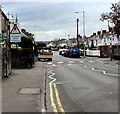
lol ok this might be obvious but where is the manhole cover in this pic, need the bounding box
[19,88,40,95]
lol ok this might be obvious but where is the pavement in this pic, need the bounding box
[2,61,45,113]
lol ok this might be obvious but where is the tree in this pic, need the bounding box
[100,3,120,37]
[36,42,46,48]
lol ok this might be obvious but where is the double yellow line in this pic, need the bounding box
[49,83,65,113]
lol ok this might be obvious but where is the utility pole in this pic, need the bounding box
[83,11,86,58]
[75,11,86,57]
[76,18,79,45]
[15,14,18,24]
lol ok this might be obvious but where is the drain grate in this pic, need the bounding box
[19,88,40,95]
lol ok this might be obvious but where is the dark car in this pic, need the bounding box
[69,48,81,58]
[63,49,70,57]
[59,49,68,55]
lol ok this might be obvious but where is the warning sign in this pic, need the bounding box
[10,34,21,42]
[10,24,21,42]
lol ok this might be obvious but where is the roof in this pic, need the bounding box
[0,9,9,21]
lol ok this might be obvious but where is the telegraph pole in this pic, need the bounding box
[76,18,79,45]
[75,11,86,57]
[83,11,86,58]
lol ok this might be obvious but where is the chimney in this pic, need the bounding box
[93,33,96,36]
[102,30,106,34]
[21,29,26,33]
[97,31,101,35]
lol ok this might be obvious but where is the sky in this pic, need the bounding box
[1,0,120,41]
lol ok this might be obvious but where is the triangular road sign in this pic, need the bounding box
[10,24,21,34]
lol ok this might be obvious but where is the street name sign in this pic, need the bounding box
[10,24,21,43]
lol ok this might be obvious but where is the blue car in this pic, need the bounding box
[69,48,81,58]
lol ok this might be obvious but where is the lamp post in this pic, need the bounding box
[33,26,40,42]
[75,11,86,57]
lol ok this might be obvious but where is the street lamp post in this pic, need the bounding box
[75,11,86,57]
[34,26,40,43]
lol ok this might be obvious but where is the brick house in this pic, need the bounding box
[0,8,11,77]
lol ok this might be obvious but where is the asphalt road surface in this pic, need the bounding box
[45,51,118,113]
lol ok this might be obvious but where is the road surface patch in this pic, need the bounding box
[19,88,40,95]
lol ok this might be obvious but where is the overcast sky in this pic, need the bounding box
[1,0,120,41]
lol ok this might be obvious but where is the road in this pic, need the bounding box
[45,51,118,113]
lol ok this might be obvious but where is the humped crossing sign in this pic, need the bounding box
[10,24,21,42]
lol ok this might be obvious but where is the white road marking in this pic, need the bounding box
[52,64,56,67]
[48,70,53,73]
[79,61,83,63]
[83,65,119,77]
[48,69,56,84]
[58,62,63,64]
[109,92,112,95]
[92,68,94,70]
[47,62,53,65]
[106,73,120,77]
[68,64,72,66]
[103,71,106,74]
[41,108,45,113]
[68,61,74,64]
[99,61,103,63]
[94,69,104,72]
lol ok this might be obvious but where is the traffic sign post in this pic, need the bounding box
[10,24,21,43]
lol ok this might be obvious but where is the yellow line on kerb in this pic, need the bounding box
[54,84,65,113]
[49,83,58,113]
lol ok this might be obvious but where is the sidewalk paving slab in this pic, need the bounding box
[2,62,45,112]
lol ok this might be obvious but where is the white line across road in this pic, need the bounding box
[58,62,63,64]
[79,61,83,63]
[47,62,53,65]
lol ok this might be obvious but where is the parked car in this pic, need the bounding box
[69,48,81,58]
[59,49,67,55]
[63,49,70,57]
[38,48,53,61]
[51,48,59,51]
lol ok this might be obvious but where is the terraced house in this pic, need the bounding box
[0,7,11,77]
